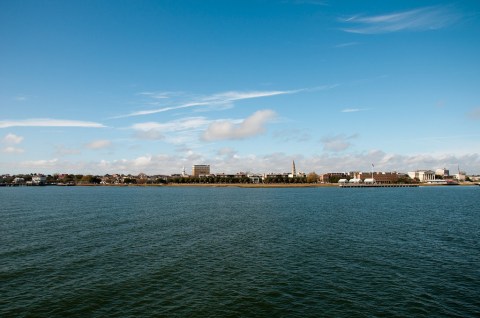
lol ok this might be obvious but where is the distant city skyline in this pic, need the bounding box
[1,1,479,174]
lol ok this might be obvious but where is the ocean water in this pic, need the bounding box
[1,186,479,317]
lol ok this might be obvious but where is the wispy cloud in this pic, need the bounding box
[467,107,480,120]
[0,119,106,128]
[85,140,113,150]
[284,0,328,5]
[202,109,277,141]
[341,108,369,113]
[54,145,81,156]
[334,42,359,48]
[137,92,172,99]
[14,96,28,101]
[2,133,24,144]
[340,5,461,34]
[320,134,358,152]
[1,133,25,154]
[115,89,300,119]
[273,128,311,143]
[2,146,25,154]
[131,117,212,143]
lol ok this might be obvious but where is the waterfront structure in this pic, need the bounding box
[454,171,466,182]
[192,165,210,177]
[353,172,400,184]
[13,177,25,185]
[320,172,347,183]
[435,168,449,178]
[408,170,435,182]
[32,175,46,185]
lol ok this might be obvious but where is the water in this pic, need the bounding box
[1,186,479,317]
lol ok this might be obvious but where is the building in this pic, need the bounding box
[289,160,297,178]
[13,177,25,185]
[408,170,435,182]
[32,175,47,185]
[352,172,400,184]
[435,168,449,178]
[192,165,210,177]
[320,172,347,183]
[454,171,466,182]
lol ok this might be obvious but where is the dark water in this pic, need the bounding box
[1,186,479,317]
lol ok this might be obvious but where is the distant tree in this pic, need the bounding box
[328,175,344,183]
[306,172,318,183]
[123,178,136,184]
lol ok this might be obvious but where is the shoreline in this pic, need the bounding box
[3,182,477,188]
[30,183,479,188]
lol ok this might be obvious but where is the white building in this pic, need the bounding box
[454,172,466,182]
[435,168,449,177]
[32,175,47,185]
[364,178,376,184]
[13,177,25,185]
[408,170,435,182]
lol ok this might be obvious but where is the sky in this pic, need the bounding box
[1,0,480,175]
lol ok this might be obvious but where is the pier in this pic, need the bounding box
[339,184,419,188]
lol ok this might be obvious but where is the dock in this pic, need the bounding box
[339,184,419,188]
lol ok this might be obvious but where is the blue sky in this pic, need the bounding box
[1,0,480,175]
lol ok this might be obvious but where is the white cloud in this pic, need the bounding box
[6,150,480,175]
[334,42,359,48]
[132,117,211,133]
[117,89,297,118]
[2,133,24,145]
[207,90,294,101]
[0,118,106,128]
[321,134,358,152]
[131,117,212,142]
[2,146,24,154]
[2,133,25,154]
[340,5,460,34]
[86,140,112,150]
[341,108,364,113]
[202,109,277,141]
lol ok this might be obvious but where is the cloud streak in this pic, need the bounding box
[340,5,460,34]
[2,146,25,154]
[0,119,106,128]
[341,108,369,113]
[116,89,299,119]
